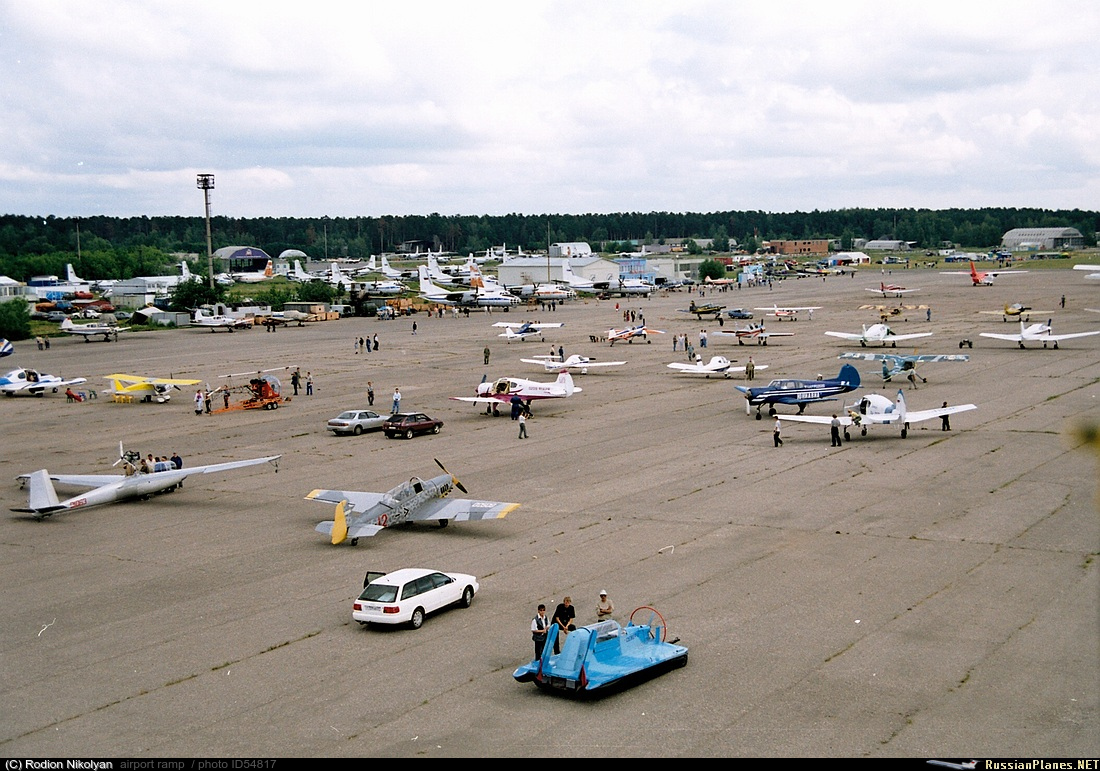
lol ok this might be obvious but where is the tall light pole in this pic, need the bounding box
[197,173,215,289]
[322,215,331,262]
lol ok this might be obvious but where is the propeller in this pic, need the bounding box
[434,459,468,494]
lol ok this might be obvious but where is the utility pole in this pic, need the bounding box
[197,173,215,289]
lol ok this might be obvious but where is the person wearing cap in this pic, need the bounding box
[596,591,614,623]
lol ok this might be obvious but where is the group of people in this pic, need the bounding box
[290,368,314,396]
[133,452,182,475]
[353,334,380,355]
[530,592,615,659]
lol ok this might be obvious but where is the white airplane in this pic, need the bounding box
[231,259,275,284]
[979,319,1100,349]
[867,281,920,297]
[13,443,281,519]
[307,460,518,546]
[520,354,626,374]
[191,308,254,332]
[824,323,934,348]
[559,262,596,292]
[380,255,416,280]
[417,266,520,308]
[355,277,406,296]
[1,368,87,396]
[941,261,1027,286]
[66,263,116,293]
[103,373,204,403]
[606,325,665,345]
[755,303,822,321]
[493,321,564,342]
[287,260,318,283]
[59,317,130,342]
[666,355,768,379]
[450,371,580,413]
[713,322,794,346]
[507,282,578,302]
[1073,264,1100,279]
[608,276,655,296]
[783,390,977,440]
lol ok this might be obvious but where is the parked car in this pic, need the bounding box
[726,308,754,319]
[353,568,479,629]
[327,409,387,436]
[383,412,443,439]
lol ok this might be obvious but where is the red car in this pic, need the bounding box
[383,412,443,439]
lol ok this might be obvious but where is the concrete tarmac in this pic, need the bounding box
[0,267,1096,758]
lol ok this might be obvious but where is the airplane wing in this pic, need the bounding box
[978,332,1024,342]
[105,374,203,386]
[885,331,934,342]
[183,456,282,478]
[305,489,387,511]
[573,360,625,368]
[449,396,503,404]
[666,363,711,373]
[782,414,853,427]
[903,404,977,424]
[407,497,520,522]
[34,473,128,487]
[824,331,865,341]
[1041,330,1100,342]
[314,520,385,539]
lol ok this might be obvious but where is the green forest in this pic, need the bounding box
[0,207,1095,282]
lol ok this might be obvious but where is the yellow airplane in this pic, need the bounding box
[103,373,203,403]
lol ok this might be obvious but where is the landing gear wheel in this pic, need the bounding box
[767,406,776,417]
[438,519,449,528]
[629,606,667,642]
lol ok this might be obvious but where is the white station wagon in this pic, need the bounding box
[353,568,479,629]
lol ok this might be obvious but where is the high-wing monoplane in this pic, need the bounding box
[191,308,254,332]
[678,301,726,320]
[867,281,920,297]
[979,319,1100,349]
[450,371,580,413]
[307,459,519,545]
[941,261,1027,286]
[13,443,281,519]
[782,390,977,440]
[606,325,665,345]
[60,317,130,342]
[838,352,969,386]
[493,321,564,342]
[713,322,794,346]
[667,355,767,379]
[520,354,626,374]
[824,323,933,348]
[103,374,204,403]
[755,303,822,321]
[0,368,87,396]
[417,266,520,308]
[735,363,861,419]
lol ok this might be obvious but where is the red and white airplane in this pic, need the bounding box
[450,371,580,414]
[755,303,821,321]
[942,261,1027,286]
[866,281,919,297]
[606,324,666,345]
[713,322,794,346]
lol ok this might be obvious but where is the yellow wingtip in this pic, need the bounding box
[499,503,520,519]
[305,489,323,500]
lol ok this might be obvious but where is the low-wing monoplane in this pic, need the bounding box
[713,322,794,346]
[307,459,519,545]
[493,321,564,342]
[735,363,861,419]
[977,303,1055,322]
[60,317,130,342]
[13,443,281,519]
[0,368,87,396]
[520,354,626,374]
[978,319,1100,349]
[942,261,1027,286]
[451,371,580,413]
[838,352,969,386]
[606,325,665,345]
[866,281,919,297]
[755,303,821,321]
[191,308,253,332]
[103,373,204,403]
[824,323,933,348]
[782,390,977,440]
[667,355,767,379]
[678,301,726,320]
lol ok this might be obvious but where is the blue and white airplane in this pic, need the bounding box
[0,368,87,397]
[0,339,13,358]
[735,363,861,419]
[493,321,564,342]
[838,352,969,386]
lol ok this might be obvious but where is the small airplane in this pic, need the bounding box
[867,281,919,297]
[667,355,767,379]
[191,308,254,332]
[307,459,519,546]
[1073,264,1100,279]
[230,259,275,284]
[735,363,861,419]
[606,325,666,346]
[12,443,281,519]
[520,354,626,374]
[450,371,580,413]
[824,323,934,348]
[0,338,14,357]
[493,321,564,342]
[977,303,1056,322]
[103,374,204,403]
[558,262,597,292]
[60,317,130,342]
[755,303,822,321]
[782,390,977,440]
[979,319,1100,349]
[713,322,794,346]
[838,352,970,386]
[0,368,87,397]
[942,261,1027,286]
[678,301,727,320]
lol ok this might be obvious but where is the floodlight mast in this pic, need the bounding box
[197,173,215,289]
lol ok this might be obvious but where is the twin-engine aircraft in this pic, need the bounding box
[782,390,977,440]
[520,354,625,374]
[12,443,281,519]
[308,460,519,546]
[103,374,203,403]
[450,371,580,413]
[0,368,87,396]
[606,324,665,345]
[824,323,933,348]
[493,321,564,342]
[191,308,253,331]
[979,319,1100,349]
[735,363,861,419]
[667,355,767,379]
[60,317,129,342]
[838,352,969,386]
[417,265,520,308]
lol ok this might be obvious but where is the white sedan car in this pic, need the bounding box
[353,568,479,629]
[327,409,387,436]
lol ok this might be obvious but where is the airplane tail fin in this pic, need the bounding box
[331,500,349,545]
[17,470,62,516]
[181,261,193,279]
[895,389,908,422]
[61,318,73,330]
[838,363,861,388]
[556,370,576,395]
[67,263,80,282]
[264,260,273,278]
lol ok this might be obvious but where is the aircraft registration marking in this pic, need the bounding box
[72,498,87,508]
[796,391,822,400]
[471,502,495,508]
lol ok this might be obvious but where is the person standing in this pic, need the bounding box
[204,389,212,414]
[557,345,564,362]
[518,412,528,439]
[746,356,755,381]
[1061,294,1066,309]
[194,389,204,416]
[596,591,614,623]
[391,387,401,414]
[306,371,313,396]
[367,381,375,406]
[412,320,417,335]
[552,597,576,654]
[291,368,301,396]
[170,452,183,470]
[941,402,951,431]
[222,388,231,410]
[373,333,379,352]
[531,605,549,660]
[484,346,491,365]
[773,417,783,447]
[354,337,360,354]
[830,414,843,447]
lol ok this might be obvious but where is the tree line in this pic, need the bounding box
[0,207,1095,282]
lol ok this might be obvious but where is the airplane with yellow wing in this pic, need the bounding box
[103,373,203,403]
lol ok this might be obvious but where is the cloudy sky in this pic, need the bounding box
[3,1,1097,219]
